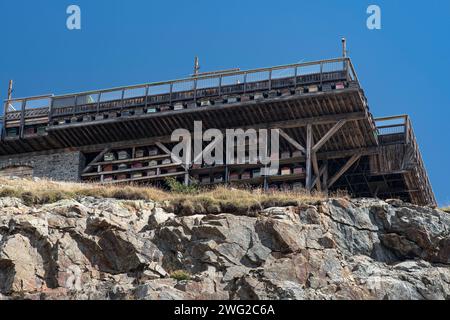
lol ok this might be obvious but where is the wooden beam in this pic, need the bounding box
[82,147,110,174]
[311,164,327,190]
[311,152,321,191]
[279,129,306,153]
[327,153,362,189]
[305,124,313,190]
[155,142,187,170]
[312,120,347,153]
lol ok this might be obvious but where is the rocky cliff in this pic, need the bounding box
[0,195,449,300]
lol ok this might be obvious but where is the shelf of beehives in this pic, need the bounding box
[189,156,306,174]
[90,153,172,166]
[81,161,183,178]
[198,173,306,186]
[101,171,186,184]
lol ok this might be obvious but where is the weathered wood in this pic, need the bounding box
[155,142,187,170]
[312,120,347,153]
[306,124,313,190]
[327,153,362,189]
[311,152,321,191]
[279,129,306,153]
[82,147,110,174]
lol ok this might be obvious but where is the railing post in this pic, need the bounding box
[2,102,8,139]
[193,79,198,103]
[48,98,54,126]
[97,93,101,115]
[169,83,173,106]
[405,115,411,144]
[218,76,222,98]
[294,66,298,88]
[120,89,125,110]
[74,95,78,117]
[19,100,26,138]
[243,73,248,94]
[144,85,149,109]
[320,62,324,87]
[268,70,273,90]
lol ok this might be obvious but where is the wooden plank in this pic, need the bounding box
[311,152,321,191]
[305,124,313,190]
[327,153,362,189]
[312,120,347,153]
[155,142,187,170]
[82,147,110,174]
[322,160,328,193]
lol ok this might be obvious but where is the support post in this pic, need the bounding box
[312,152,321,191]
[322,160,329,194]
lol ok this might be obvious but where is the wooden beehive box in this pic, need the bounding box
[118,164,128,171]
[241,171,251,180]
[200,176,211,184]
[308,85,319,93]
[103,164,113,172]
[36,126,46,135]
[229,172,239,181]
[161,159,172,165]
[132,172,143,179]
[103,175,113,182]
[148,147,159,156]
[104,152,115,162]
[24,127,35,135]
[148,160,158,167]
[293,166,305,174]
[292,150,302,158]
[213,175,224,183]
[293,182,304,191]
[335,82,345,90]
[117,151,130,160]
[252,169,261,178]
[281,151,291,159]
[147,170,157,176]
[159,105,171,112]
[174,103,184,111]
[135,149,145,158]
[116,174,128,181]
[281,167,292,175]
[132,162,143,169]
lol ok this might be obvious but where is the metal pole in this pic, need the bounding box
[193,57,200,76]
[7,80,13,101]
[341,37,347,58]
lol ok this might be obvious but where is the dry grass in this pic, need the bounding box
[0,177,326,214]
[441,207,450,214]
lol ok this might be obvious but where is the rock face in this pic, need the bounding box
[0,196,449,300]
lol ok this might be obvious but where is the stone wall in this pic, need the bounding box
[0,150,84,182]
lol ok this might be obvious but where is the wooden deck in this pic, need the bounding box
[0,57,436,207]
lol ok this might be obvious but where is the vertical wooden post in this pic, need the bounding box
[322,159,328,194]
[305,124,312,191]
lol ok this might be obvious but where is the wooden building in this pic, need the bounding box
[0,56,436,206]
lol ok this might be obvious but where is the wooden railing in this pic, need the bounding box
[375,115,436,205]
[2,57,359,138]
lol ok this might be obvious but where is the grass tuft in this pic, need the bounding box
[0,178,325,214]
[170,270,191,281]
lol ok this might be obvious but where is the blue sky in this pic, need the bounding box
[1,0,449,205]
